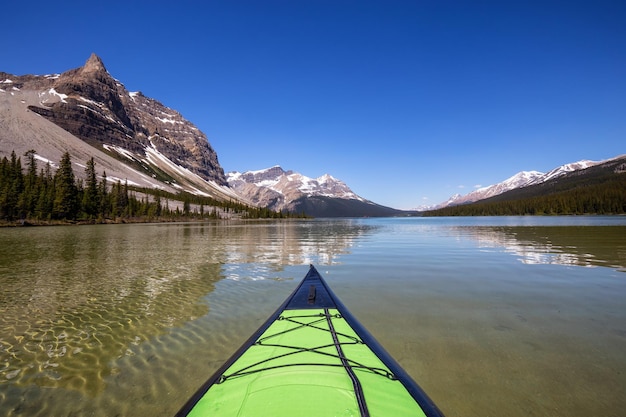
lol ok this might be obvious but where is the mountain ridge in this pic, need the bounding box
[227,166,402,217]
[2,54,621,218]
[423,155,626,216]
[1,54,237,202]
[424,157,618,211]
[1,54,398,216]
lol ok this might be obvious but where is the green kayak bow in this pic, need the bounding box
[176,265,444,417]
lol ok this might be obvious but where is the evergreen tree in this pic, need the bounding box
[10,151,23,219]
[0,152,24,220]
[0,156,10,219]
[154,193,162,217]
[53,152,78,220]
[82,157,99,219]
[111,180,129,217]
[20,150,39,217]
[35,163,54,220]
[99,171,109,218]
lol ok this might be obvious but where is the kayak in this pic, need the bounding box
[175,265,444,417]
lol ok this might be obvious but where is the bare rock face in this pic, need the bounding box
[10,53,226,186]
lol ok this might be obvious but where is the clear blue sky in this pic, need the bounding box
[2,0,624,209]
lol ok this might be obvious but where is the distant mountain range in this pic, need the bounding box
[424,155,626,216]
[0,54,404,217]
[424,157,622,211]
[1,54,622,217]
[227,166,402,217]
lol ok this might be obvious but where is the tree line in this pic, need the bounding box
[0,150,303,224]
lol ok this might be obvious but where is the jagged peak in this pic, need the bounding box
[82,53,108,74]
[251,165,284,174]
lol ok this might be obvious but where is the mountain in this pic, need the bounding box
[533,160,601,184]
[431,158,610,210]
[0,53,239,201]
[424,155,626,216]
[1,54,397,217]
[227,166,403,217]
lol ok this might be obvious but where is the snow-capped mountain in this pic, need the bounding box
[431,158,608,210]
[0,54,401,217]
[227,166,401,217]
[532,160,600,184]
[227,166,365,210]
[442,171,545,208]
[0,54,239,202]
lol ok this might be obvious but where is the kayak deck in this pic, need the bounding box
[176,265,444,417]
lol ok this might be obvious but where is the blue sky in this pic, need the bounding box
[2,1,624,209]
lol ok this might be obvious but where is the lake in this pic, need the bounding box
[1,217,625,416]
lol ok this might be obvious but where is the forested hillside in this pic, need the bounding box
[0,150,299,225]
[424,157,626,216]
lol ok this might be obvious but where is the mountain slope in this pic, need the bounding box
[1,54,391,216]
[432,158,609,210]
[0,54,239,202]
[227,166,402,217]
[424,155,626,216]
[439,171,545,208]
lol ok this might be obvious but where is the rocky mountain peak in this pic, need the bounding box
[239,166,292,183]
[81,53,108,75]
[225,166,403,217]
[227,166,367,213]
[12,54,228,190]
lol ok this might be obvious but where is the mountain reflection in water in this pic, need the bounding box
[451,225,626,272]
[0,218,624,417]
[0,220,374,400]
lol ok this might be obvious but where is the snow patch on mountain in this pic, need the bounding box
[533,160,599,184]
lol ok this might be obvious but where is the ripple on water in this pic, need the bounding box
[2,220,625,417]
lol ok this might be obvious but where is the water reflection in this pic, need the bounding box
[450,225,626,271]
[212,220,377,269]
[0,219,624,417]
[0,220,374,400]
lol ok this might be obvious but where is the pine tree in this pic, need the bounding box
[20,150,39,218]
[154,193,162,217]
[35,163,54,220]
[10,151,23,219]
[53,152,78,220]
[0,156,10,219]
[0,152,24,220]
[82,157,99,219]
[99,171,109,218]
